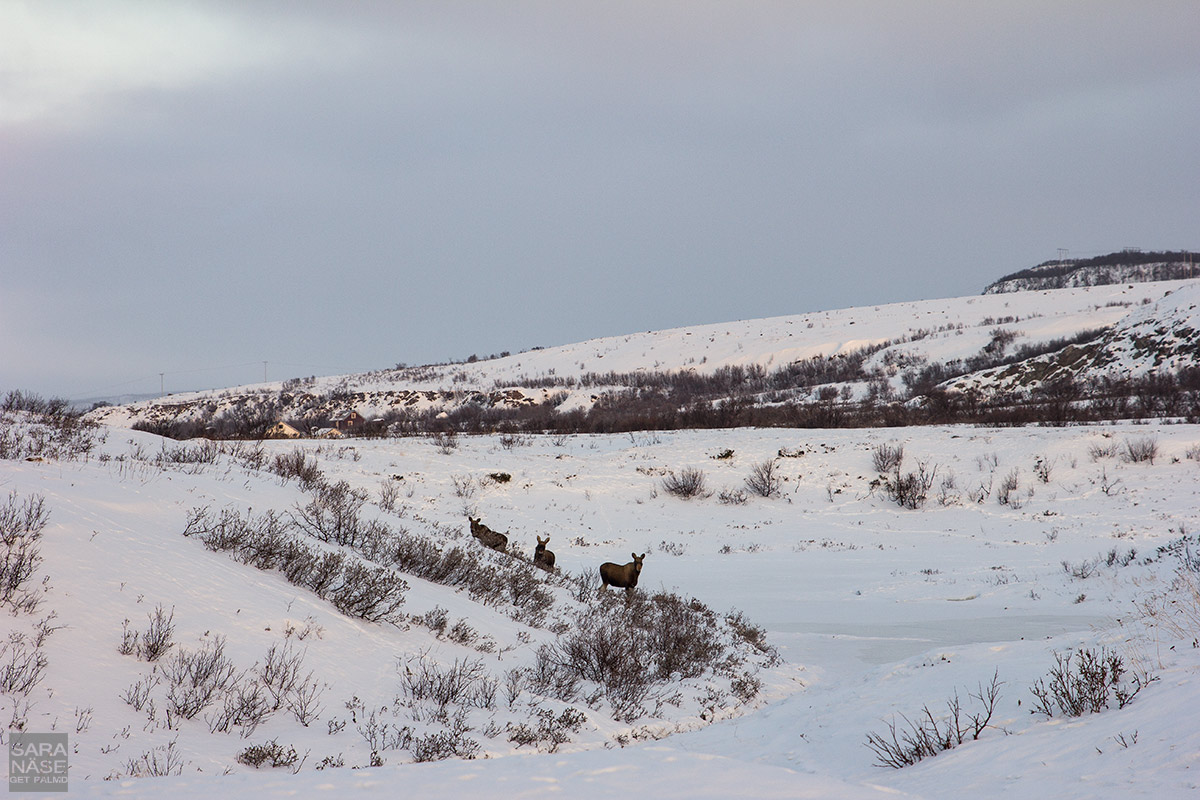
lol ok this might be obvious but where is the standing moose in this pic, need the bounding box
[599,552,645,594]
[534,535,556,572]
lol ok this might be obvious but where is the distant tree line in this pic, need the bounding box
[986,250,1200,291]
[131,360,1200,441]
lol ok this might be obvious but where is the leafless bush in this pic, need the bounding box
[1033,455,1054,483]
[1123,436,1159,464]
[0,493,47,611]
[866,671,1002,769]
[432,431,458,455]
[996,469,1021,507]
[1030,648,1155,717]
[0,635,48,696]
[399,655,498,713]
[328,562,408,622]
[156,440,221,469]
[271,448,324,490]
[1063,558,1100,580]
[209,677,273,737]
[661,468,709,499]
[121,673,161,712]
[498,432,531,450]
[717,488,748,505]
[409,716,479,762]
[450,474,477,500]
[536,591,728,721]
[0,392,104,461]
[260,641,310,711]
[879,461,938,510]
[744,459,782,498]
[161,636,239,721]
[136,605,176,662]
[378,479,401,512]
[506,707,587,752]
[125,740,185,778]
[1088,440,1121,461]
[872,442,905,473]
[292,481,371,548]
[237,739,302,770]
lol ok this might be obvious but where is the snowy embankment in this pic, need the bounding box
[3,417,1199,798]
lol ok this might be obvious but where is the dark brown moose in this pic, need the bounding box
[599,552,645,594]
[534,535,556,572]
[468,516,508,552]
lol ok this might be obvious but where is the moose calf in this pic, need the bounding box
[534,535,556,572]
[599,552,645,594]
[468,516,508,552]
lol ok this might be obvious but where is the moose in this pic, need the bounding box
[533,535,556,572]
[599,552,645,594]
[467,516,508,552]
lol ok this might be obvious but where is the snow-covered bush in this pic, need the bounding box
[744,459,782,498]
[661,468,709,499]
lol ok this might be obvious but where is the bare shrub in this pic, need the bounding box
[121,673,161,711]
[1030,647,1155,717]
[1123,436,1159,464]
[1033,455,1054,484]
[866,671,1002,769]
[0,493,48,610]
[328,562,408,622]
[432,431,458,454]
[536,590,729,721]
[125,741,185,777]
[661,468,709,499]
[744,459,782,498]
[506,707,586,753]
[399,655,497,713]
[137,605,176,662]
[872,442,904,473]
[271,448,324,490]
[879,461,937,510]
[0,635,48,696]
[378,480,400,512]
[260,641,310,711]
[237,739,301,770]
[409,718,479,762]
[209,677,273,737]
[717,488,748,505]
[292,481,370,548]
[161,636,239,721]
[1088,440,1121,461]
[996,469,1021,507]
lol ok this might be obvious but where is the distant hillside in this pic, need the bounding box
[983,250,1200,294]
[88,280,1200,436]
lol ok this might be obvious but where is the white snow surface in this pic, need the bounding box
[9,283,1200,798]
[5,423,1200,799]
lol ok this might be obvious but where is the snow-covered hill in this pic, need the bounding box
[948,282,1200,396]
[983,250,1200,294]
[88,279,1200,434]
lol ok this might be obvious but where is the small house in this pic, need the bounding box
[330,410,366,434]
[266,421,303,439]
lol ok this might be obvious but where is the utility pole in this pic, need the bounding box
[263,361,268,383]
[159,373,164,398]
[1057,248,1068,265]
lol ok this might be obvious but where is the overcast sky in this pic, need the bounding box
[2,1,1197,400]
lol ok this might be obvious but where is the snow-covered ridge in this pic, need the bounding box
[88,280,1198,432]
[983,251,1200,294]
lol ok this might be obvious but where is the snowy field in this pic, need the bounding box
[3,418,1199,798]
